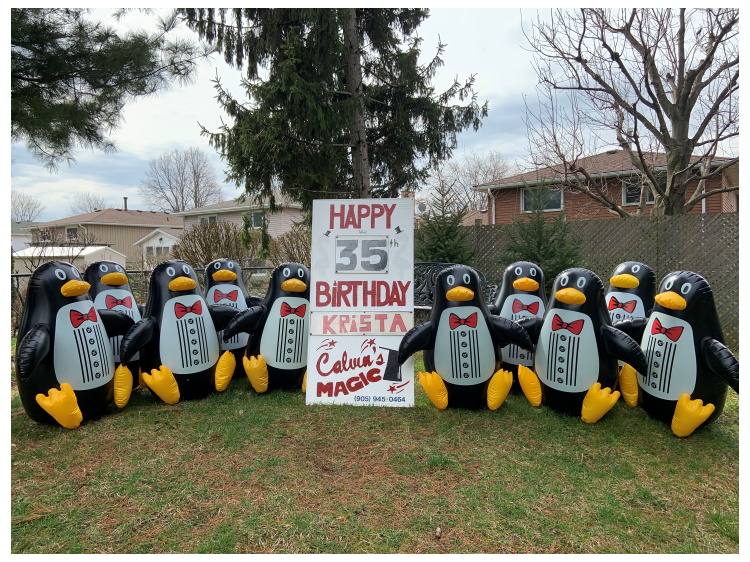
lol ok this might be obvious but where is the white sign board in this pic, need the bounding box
[306,199,414,406]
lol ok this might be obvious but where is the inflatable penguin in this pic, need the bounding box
[223,262,311,393]
[613,271,739,437]
[398,264,533,410]
[605,261,656,325]
[15,261,135,428]
[493,261,547,392]
[203,258,254,388]
[516,268,648,423]
[118,260,238,403]
[85,261,143,389]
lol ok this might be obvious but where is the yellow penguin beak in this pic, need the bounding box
[655,291,687,310]
[281,279,307,293]
[61,280,91,297]
[555,287,586,305]
[513,277,540,292]
[446,287,474,302]
[610,273,640,289]
[169,276,197,292]
[212,269,237,282]
[100,272,128,286]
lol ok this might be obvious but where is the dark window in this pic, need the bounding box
[522,187,562,212]
[200,215,218,225]
[66,227,78,241]
[249,211,264,229]
[622,177,656,205]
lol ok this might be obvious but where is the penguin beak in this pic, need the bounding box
[100,272,128,286]
[281,279,307,293]
[555,287,586,305]
[446,287,474,302]
[610,274,640,289]
[212,269,237,282]
[513,277,540,292]
[61,280,91,297]
[655,291,687,310]
[169,276,197,292]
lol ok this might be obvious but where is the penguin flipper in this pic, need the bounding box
[398,322,432,364]
[98,309,135,337]
[246,295,263,308]
[515,316,543,345]
[209,303,243,332]
[119,317,156,363]
[611,317,648,343]
[223,306,266,341]
[490,315,534,351]
[15,324,51,383]
[702,338,739,393]
[601,325,648,375]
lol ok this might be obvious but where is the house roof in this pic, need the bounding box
[11,221,38,235]
[475,149,736,190]
[173,194,303,217]
[132,228,184,246]
[32,208,184,228]
[12,245,127,259]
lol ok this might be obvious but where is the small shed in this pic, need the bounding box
[12,245,127,275]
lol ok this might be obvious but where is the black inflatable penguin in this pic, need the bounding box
[397,264,533,410]
[493,261,547,392]
[223,262,311,392]
[119,260,238,403]
[15,261,135,428]
[84,261,143,390]
[203,258,255,389]
[516,268,647,423]
[613,271,739,437]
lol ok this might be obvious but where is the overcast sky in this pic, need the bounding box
[10,8,555,222]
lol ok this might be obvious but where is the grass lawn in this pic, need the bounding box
[10,352,739,554]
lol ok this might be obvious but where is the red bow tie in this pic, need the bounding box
[214,289,238,302]
[512,299,539,315]
[70,308,97,328]
[281,302,306,317]
[551,314,584,335]
[175,301,202,319]
[608,296,636,313]
[449,312,477,329]
[651,317,683,342]
[106,295,132,309]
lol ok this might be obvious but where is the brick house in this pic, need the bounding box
[474,150,739,225]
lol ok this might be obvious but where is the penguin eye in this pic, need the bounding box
[664,278,675,291]
[115,264,123,272]
[182,265,191,275]
[71,268,81,278]
[680,283,692,295]
[228,262,234,269]
[54,269,66,280]
[632,264,641,273]
[214,262,221,270]
[99,264,109,273]
[576,277,586,289]
[530,268,537,277]
[283,267,291,277]
[446,275,455,286]
[515,266,522,276]
[463,273,471,285]
[166,267,176,277]
[560,275,569,287]
[298,268,304,278]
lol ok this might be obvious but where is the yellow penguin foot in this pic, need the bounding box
[517,365,543,407]
[301,370,307,393]
[113,364,133,408]
[581,383,620,424]
[243,355,269,393]
[142,365,180,404]
[215,350,237,392]
[618,363,640,407]
[671,394,715,438]
[418,371,448,410]
[487,369,513,410]
[35,383,83,429]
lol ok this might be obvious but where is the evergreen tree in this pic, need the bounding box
[179,8,488,212]
[11,8,212,169]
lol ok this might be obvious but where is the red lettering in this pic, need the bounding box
[322,315,335,334]
[317,381,334,397]
[334,381,348,396]
[316,282,331,307]
[329,205,345,230]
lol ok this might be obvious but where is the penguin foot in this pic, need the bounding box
[618,363,639,407]
[35,383,83,429]
[517,365,542,407]
[142,365,180,404]
[671,394,715,438]
[113,364,133,408]
[581,383,620,424]
[215,350,237,392]
[243,355,269,393]
[487,369,513,410]
[418,371,448,410]
[301,370,307,393]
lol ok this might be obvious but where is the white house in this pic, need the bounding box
[132,227,183,268]
[12,245,127,275]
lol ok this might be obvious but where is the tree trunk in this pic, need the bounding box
[342,8,371,199]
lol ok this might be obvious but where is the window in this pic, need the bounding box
[474,219,483,226]
[200,215,218,225]
[39,230,51,242]
[66,227,78,241]
[146,247,154,258]
[247,211,264,230]
[622,177,656,206]
[521,187,562,213]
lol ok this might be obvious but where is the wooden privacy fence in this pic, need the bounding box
[466,212,739,350]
